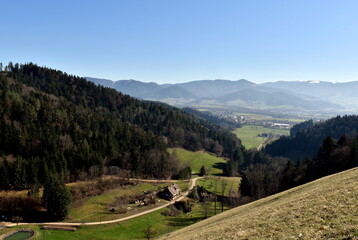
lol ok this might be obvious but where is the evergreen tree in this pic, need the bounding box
[177,166,192,179]
[0,158,10,190]
[43,176,71,220]
[199,165,207,176]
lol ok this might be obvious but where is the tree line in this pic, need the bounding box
[182,107,241,130]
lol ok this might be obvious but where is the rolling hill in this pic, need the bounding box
[146,85,197,99]
[159,167,358,240]
[215,88,340,110]
[86,77,347,111]
[85,78,164,99]
[176,79,255,98]
[262,80,358,108]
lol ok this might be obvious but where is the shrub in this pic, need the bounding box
[161,205,181,217]
[174,199,194,213]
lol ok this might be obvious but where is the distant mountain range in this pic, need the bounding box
[86,77,358,111]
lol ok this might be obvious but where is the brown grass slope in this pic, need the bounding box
[159,167,358,240]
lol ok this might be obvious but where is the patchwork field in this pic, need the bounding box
[159,167,358,240]
[168,148,227,176]
[233,125,289,149]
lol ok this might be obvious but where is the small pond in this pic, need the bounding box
[4,230,34,240]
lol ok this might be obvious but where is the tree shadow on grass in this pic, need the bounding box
[212,162,226,176]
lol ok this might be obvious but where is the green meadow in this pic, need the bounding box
[196,176,241,196]
[168,148,227,176]
[1,200,230,240]
[233,125,289,149]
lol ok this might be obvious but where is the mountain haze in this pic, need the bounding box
[262,80,358,108]
[147,85,197,99]
[85,77,163,99]
[177,79,255,98]
[86,78,349,111]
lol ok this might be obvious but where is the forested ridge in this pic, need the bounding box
[182,107,241,130]
[265,115,358,160]
[0,63,244,190]
[239,116,358,200]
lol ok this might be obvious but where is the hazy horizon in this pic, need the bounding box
[86,76,358,85]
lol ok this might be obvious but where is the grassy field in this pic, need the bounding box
[68,181,188,222]
[196,177,241,196]
[168,148,227,176]
[233,125,289,149]
[159,167,358,240]
[0,200,229,240]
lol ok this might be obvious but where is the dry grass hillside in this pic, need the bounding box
[159,167,358,240]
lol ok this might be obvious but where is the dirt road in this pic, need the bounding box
[3,177,201,227]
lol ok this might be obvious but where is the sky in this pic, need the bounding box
[1,0,358,84]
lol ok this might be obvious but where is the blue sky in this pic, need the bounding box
[1,0,358,84]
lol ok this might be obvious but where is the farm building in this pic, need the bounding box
[158,184,181,200]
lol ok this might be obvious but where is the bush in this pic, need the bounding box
[188,186,200,201]
[0,196,41,214]
[174,199,194,213]
[161,205,181,217]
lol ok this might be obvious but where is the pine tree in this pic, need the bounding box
[199,165,207,176]
[43,175,71,220]
[0,158,10,190]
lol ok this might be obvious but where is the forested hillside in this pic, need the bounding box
[238,116,358,200]
[265,115,358,160]
[0,73,171,189]
[0,63,244,190]
[182,107,240,130]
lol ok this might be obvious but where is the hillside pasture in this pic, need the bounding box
[168,148,227,176]
[68,181,188,223]
[196,177,241,197]
[159,167,358,240]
